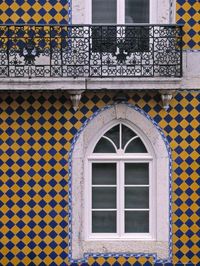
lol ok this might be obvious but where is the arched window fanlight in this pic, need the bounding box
[93,123,148,153]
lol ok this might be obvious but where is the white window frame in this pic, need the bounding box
[86,0,158,24]
[71,104,170,261]
[72,0,172,24]
[85,122,156,241]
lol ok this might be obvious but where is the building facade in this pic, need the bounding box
[0,0,199,265]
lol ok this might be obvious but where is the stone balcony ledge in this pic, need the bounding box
[0,77,184,91]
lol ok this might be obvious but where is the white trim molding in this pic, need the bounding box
[71,104,170,261]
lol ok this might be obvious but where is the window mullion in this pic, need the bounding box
[117,0,125,24]
[89,161,92,236]
[119,123,122,150]
[119,161,125,236]
[117,161,119,236]
[149,161,156,239]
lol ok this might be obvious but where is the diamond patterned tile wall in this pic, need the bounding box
[176,0,200,49]
[0,0,70,24]
[0,91,200,265]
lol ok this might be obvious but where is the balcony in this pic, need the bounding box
[0,24,182,79]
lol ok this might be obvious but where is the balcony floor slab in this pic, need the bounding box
[0,77,184,91]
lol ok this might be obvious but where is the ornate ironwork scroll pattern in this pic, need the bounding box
[0,25,182,78]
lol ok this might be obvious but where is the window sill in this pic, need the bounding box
[79,239,169,261]
[86,235,156,241]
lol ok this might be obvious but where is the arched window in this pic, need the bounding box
[87,123,154,239]
[71,104,170,262]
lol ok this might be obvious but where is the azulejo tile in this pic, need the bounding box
[0,0,70,24]
[0,91,199,265]
[176,0,200,49]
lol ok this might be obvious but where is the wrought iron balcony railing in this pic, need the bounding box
[0,24,182,78]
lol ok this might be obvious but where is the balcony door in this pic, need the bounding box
[87,0,157,24]
[89,0,154,54]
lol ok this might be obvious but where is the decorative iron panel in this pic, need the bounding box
[0,24,182,78]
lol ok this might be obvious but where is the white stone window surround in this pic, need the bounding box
[71,104,170,261]
[72,0,173,24]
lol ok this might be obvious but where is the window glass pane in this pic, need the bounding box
[125,163,149,185]
[122,124,136,149]
[125,187,149,209]
[94,137,116,153]
[104,125,119,149]
[92,163,116,185]
[125,138,147,153]
[125,211,149,232]
[125,0,149,23]
[92,187,116,209]
[92,211,116,232]
[92,0,117,23]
